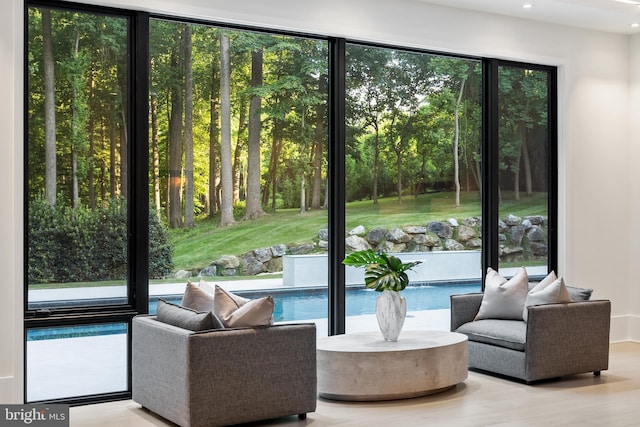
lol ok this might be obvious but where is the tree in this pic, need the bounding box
[168,28,184,228]
[184,25,195,227]
[219,33,235,227]
[243,47,266,220]
[42,8,57,206]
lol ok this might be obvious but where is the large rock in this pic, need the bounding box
[198,266,217,277]
[345,235,371,252]
[464,217,480,227]
[423,233,442,247]
[498,220,509,233]
[318,240,329,250]
[270,244,287,257]
[254,247,273,263]
[527,226,545,242]
[175,269,191,279]
[367,228,388,245]
[404,225,427,234]
[214,255,240,269]
[220,268,237,276]
[467,238,483,249]
[241,251,265,276]
[510,225,526,246]
[525,215,545,226]
[386,227,410,243]
[266,257,283,273]
[457,225,477,241]
[448,218,459,227]
[318,228,329,241]
[349,225,366,236]
[444,239,465,251]
[530,242,548,256]
[426,221,453,239]
[376,241,406,253]
[289,243,315,255]
[505,214,522,226]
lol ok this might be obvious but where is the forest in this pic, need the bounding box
[26,8,550,283]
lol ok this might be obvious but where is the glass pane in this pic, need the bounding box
[26,7,130,309]
[344,45,483,334]
[26,323,128,402]
[497,66,550,278]
[149,21,329,334]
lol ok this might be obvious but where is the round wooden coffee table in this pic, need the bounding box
[317,330,468,401]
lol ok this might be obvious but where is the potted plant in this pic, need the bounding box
[343,249,421,341]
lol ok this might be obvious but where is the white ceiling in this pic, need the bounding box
[418,0,640,35]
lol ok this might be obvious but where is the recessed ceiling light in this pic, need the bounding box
[632,23,640,27]
[522,3,533,8]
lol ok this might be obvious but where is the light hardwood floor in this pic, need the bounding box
[70,342,640,427]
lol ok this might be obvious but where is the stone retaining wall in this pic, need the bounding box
[172,214,547,279]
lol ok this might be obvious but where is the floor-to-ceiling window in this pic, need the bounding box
[344,44,483,333]
[25,1,556,405]
[24,1,142,403]
[497,63,555,278]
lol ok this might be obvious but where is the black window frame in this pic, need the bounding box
[23,0,557,405]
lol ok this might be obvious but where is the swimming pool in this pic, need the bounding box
[151,282,481,322]
[27,282,481,340]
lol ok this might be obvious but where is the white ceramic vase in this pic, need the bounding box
[375,290,407,342]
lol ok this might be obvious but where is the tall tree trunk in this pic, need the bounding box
[233,97,247,204]
[219,33,235,227]
[42,9,57,206]
[519,120,533,196]
[168,30,184,228]
[88,65,96,210]
[373,123,380,204]
[151,93,161,218]
[110,109,117,199]
[209,34,220,218]
[184,26,195,227]
[311,74,327,210]
[300,175,306,214]
[244,48,266,219]
[71,29,81,209]
[454,77,467,208]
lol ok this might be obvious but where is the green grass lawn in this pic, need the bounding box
[170,191,547,272]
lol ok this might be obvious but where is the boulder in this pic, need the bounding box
[367,228,388,245]
[464,217,479,227]
[525,215,545,226]
[505,214,522,226]
[498,220,509,233]
[318,240,329,250]
[270,244,287,257]
[423,233,442,247]
[444,239,465,251]
[386,227,410,243]
[214,255,240,269]
[289,243,315,255]
[266,256,283,273]
[427,221,453,239]
[254,247,273,263]
[376,241,406,253]
[522,219,532,230]
[345,235,371,252]
[527,226,545,242]
[318,228,329,241]
[349,225,366,236]
[510,225,526,246]
[175,269,191,279]
[220,268,237,276]
[241,251,265,276]
[448,218,459,227]
[467,238,483,249]
[457,225,477,241]
[198,266,217,277]
[404,225,427,234]
[530,242,548,256]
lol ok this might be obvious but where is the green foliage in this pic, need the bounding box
[342,249,421,292]
[28,197,174,284]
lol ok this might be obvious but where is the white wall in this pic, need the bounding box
[629,34,640,342]
[1,0,635,401]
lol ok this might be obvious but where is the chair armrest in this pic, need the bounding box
[525,300,611,375]
[450,293,483,331]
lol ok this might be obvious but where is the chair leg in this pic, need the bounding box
[298,413,307,420]
[594,371,601,377]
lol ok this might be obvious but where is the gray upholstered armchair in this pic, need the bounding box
[450,292,611,383]
[132,315,317,427]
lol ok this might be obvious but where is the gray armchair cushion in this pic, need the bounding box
[456,319,526,351]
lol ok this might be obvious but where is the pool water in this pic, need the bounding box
[151,282,481,322]
[27,282,481,340]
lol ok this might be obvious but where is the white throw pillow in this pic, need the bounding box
[523,276,573,321]
[214,285,274,328]
[475,267,529,321]
[181,280,216,312]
